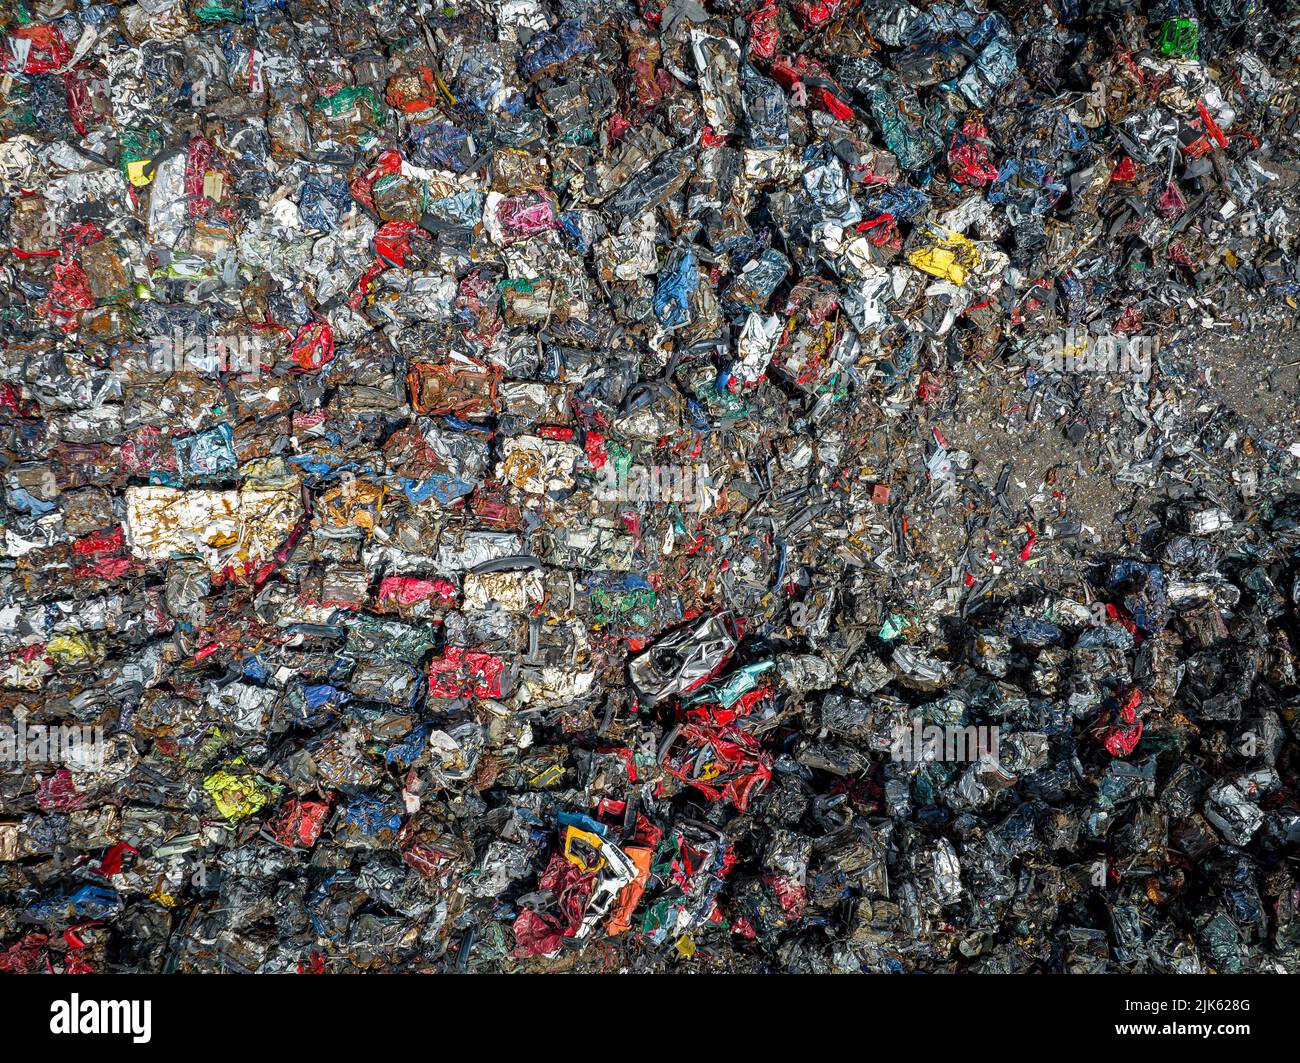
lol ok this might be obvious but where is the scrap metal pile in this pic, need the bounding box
[2,0,1300,973]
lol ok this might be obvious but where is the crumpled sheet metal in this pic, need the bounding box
[124,484,303,570]
[0,0,1299,977]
